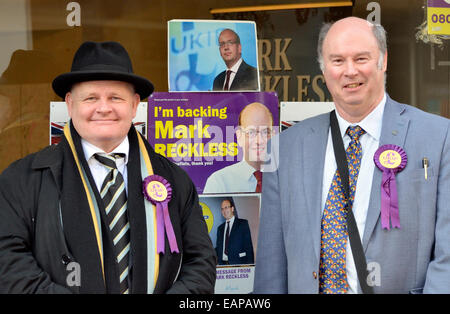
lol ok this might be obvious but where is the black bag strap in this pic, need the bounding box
[329,110,374,294]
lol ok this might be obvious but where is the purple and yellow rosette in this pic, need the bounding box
[374,144,407,230]
[143,175,179,254]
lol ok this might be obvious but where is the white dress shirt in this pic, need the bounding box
[223,58,243,90]
[203,160,258,193]
[321,93,386,293]
[81,138,129,195]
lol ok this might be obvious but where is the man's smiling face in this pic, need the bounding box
[66,80,140,152]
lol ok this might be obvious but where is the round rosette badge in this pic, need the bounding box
[144,178,169,203]
[143,175,179,254]
[374,144,407,230]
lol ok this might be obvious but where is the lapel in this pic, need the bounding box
[229,218,239,237]
[143,138,183,294]
[59,129,110,293]
[230,61,247,89]
[362,95,409,250]
[127,128,148,293]
[32,144,63,193]
[218,71,226,87]
[301,114,330,259]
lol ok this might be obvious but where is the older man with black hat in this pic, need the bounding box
[0,41,217,294]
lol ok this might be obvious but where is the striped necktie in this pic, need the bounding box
[319,125,365,294]
[95,153,130,294]
[224,70,232,90]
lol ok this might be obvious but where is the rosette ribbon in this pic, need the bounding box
[143,175,179,254]
[374,144,407,230]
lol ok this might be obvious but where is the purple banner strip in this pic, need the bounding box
[428,0,450,8]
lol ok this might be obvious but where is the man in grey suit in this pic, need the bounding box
[254,17,450,293]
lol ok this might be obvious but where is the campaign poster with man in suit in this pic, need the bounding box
[214,198,254,266]
[168,19,260,92]
[199,194,260,294]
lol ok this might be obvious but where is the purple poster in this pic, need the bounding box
[148,92,279,194]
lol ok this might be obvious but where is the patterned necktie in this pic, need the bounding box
[224,70,232,90]
[254,170,262,193]
[319,125,365,294]
[95,153,130,294]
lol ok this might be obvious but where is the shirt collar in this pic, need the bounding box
[238,159,259,180]
[228,58,243,73]
[335,92,386,141]
[227,215,236,224]
[81,137,129,164]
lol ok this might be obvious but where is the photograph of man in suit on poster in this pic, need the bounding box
[212,28,259,91]
[254,17,450,294]
[215,198,254,265]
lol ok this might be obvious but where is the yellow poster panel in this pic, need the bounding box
[428,7,450,35]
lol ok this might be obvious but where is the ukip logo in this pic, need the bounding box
[379,150,402,169]
[146,181,168,202]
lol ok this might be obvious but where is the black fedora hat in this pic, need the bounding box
[52,41,154,99]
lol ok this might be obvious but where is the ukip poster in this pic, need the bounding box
[147,92,279,195]
[167,19,260,92]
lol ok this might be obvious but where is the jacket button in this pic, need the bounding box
[61,254,71,266]
[313,271,318,279]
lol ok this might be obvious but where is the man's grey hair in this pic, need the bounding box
[317,21,387,72]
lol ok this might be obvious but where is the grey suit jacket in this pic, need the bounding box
[254,95,450,293]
